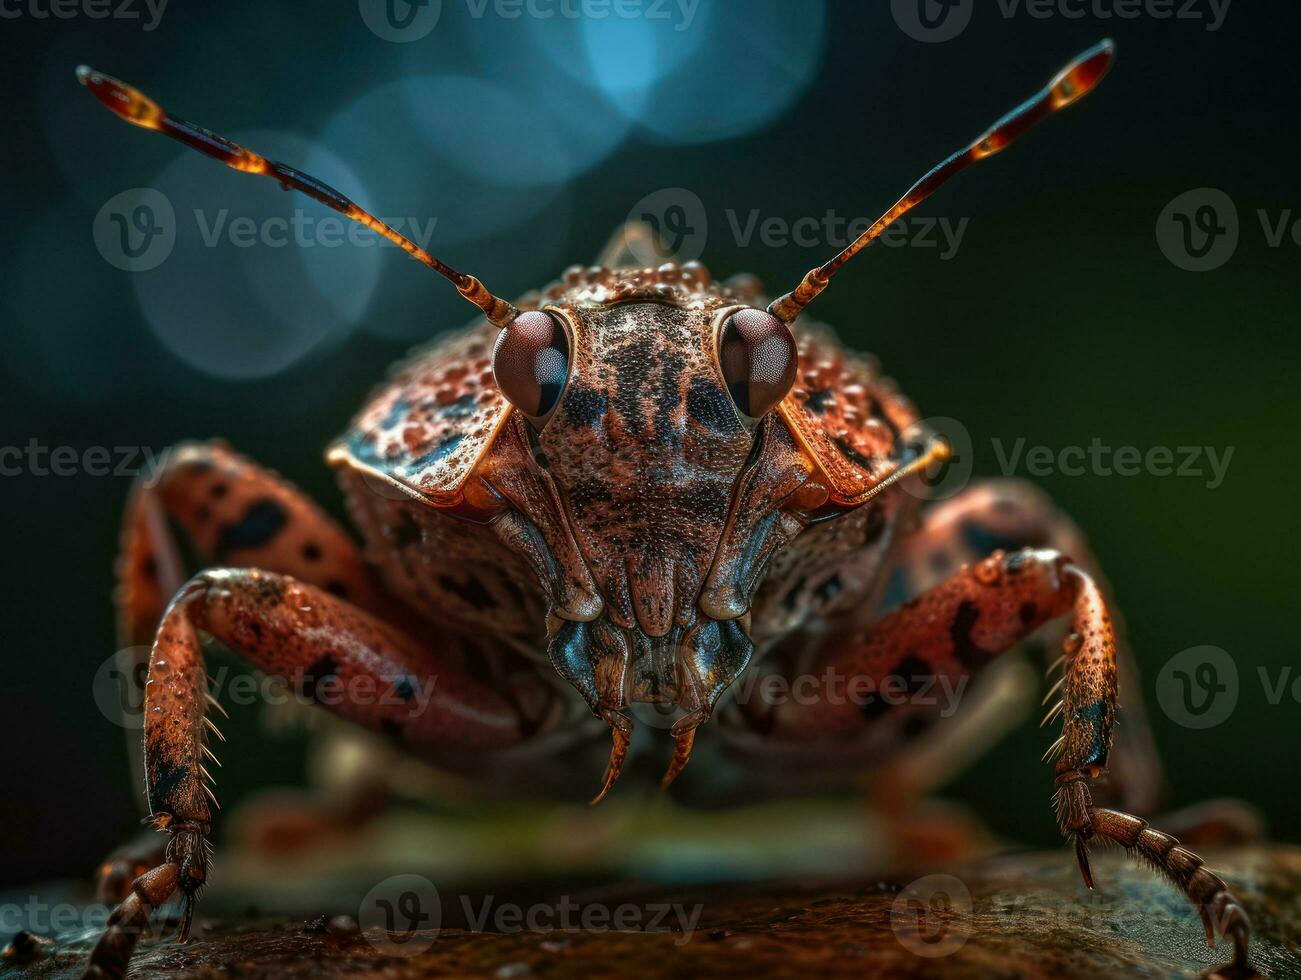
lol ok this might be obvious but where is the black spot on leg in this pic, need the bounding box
[208,482,229,500]
[299,656,340,703]
[140,556,157,580]
[950,600,990,669]
[894,654,932,682]
[301,542,322,563]
[1019,601,1038,626]
[148,757,189,810]
[215,498,288,561]
[1076,699,1111,768]
[324,580,349,599]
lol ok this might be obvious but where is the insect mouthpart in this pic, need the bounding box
[547,609,754,802]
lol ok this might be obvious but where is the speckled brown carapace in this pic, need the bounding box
[77,42,1260,980]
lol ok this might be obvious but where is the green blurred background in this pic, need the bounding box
[1,0,1297,891]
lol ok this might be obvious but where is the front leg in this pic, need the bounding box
[770,549,1257,977]
[86,569,524,980]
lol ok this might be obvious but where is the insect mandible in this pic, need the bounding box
[75,40,1260,980]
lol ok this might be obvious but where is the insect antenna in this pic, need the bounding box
[76,65,519,328]
[768,40,1116,323]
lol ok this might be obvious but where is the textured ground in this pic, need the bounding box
[4,845,1298,979]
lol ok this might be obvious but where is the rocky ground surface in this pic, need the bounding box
[4,846,1298,979]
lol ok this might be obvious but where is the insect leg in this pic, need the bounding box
[118,440,408,652]
[877,478,1162,814]
[85,568,524,979]
[768,546,1256,976]
[1051,563,1256,977]
[106,440,421,896]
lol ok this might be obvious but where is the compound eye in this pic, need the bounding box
[492,310,571,425]
[717,308,798,419]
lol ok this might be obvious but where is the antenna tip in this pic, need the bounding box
[1053,39,1117,108]
[75,64,93,85]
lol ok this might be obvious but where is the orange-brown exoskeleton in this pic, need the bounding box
[76,42,1260,979]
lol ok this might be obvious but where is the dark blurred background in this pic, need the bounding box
[1,1,1297,891]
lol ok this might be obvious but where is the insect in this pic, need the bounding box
[76,40,1259,980]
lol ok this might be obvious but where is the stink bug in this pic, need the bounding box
[76,41,1259,980]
